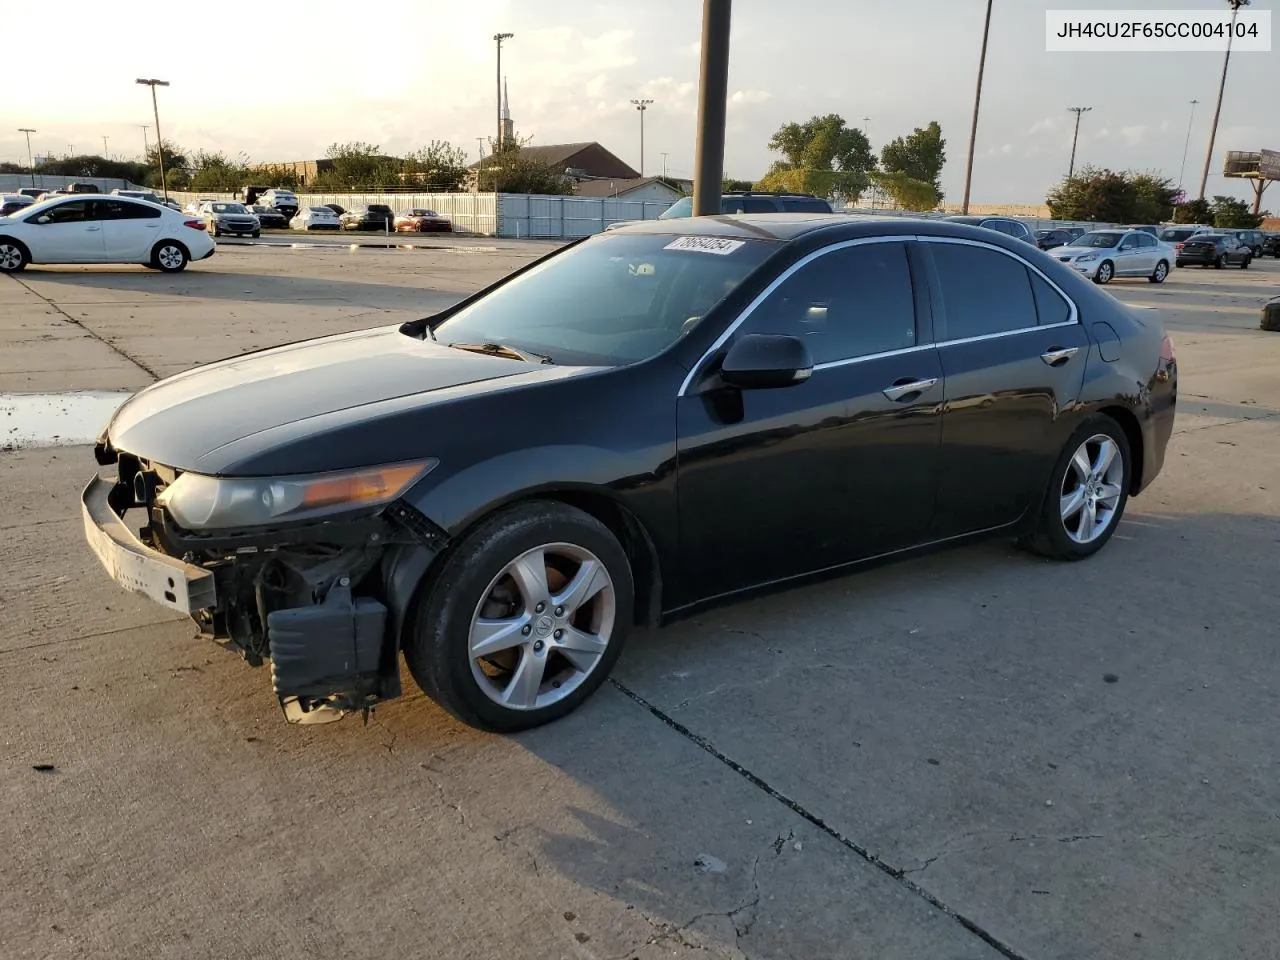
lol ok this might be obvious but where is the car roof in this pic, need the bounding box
[606,212,1044,244]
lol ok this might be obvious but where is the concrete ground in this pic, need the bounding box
[2,241,1279,960]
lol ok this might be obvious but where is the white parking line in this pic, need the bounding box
[1,391,132,451]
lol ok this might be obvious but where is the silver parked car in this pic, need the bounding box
[1048,228,1173,285]
[198,201,261,238]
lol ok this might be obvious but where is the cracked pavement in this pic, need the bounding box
[3,247,1280,959]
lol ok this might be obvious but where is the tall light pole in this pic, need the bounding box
[135,78,170,198]
[1178,99,1199,191]
[1066,106,1092,177]
[102,135,109,158]
[661,152,669,180]
[630,98,654,176]
[493,33,513,149]
[18,128,36,187]
[1198,0,1250,201]
[476,136,486,192]
[692,0,731,217]
[960,0,993,214]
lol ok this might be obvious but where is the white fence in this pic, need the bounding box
[0,174,149,193]
[497,195,672,238]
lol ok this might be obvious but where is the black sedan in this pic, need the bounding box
[248,204,290,229]
[1263,232,1280,258]
[81,216,1177,732]
[1175,232,1253,269]
[1034,228,1081,250]
[340,204,395,231]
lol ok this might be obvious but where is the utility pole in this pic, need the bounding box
[135,78,171,198]
[18,128,36,187]
[630,98,654,176]
[692,0,731,217]
[1178,99,1199,191]
[140,124,150,158]
[1066,106,1092,177]
[102,135,109,158]
[1198,0,1250,201]
[960,0,993,215]
[661,152,669,180]
[476,136,486,192]
[493,33,513,149]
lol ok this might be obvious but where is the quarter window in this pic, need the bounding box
[743,241,917,364]
[1029,271,1071,326]
[930,242,1037,339]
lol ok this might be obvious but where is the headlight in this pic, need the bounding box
[157,460,436,530]
[1077,253,1097,262]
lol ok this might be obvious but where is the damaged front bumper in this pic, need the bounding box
[81,471,448,724]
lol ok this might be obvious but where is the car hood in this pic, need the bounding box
[104,325,582,473]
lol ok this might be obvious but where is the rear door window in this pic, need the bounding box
[742,196,777,213]
[929,242,1038,340]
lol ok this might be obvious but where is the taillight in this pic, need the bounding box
[183,219,206,231]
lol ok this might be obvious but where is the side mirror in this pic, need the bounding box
[720,334,814,390]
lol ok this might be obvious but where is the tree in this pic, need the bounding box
[722,178,754,192]
[1209,194,1266,229]
[143,140,190,189]
[313,141,399,190]
[250,164,302,190]
[1046,167,1140,222]
[402,140,470,192]
[880,121,946,204]
[1172,197,1212,224]
[476,140,573,195]
[869,170,939,211]
[188,150,250,192]
[757,114,876,202]
[1128,172,1180,223]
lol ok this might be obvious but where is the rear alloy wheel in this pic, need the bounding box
[1021,418,1131,561]
[1215,254,1225,269]
[1093,261,1114,284]
[404,501,634,731]
[1241,255,1251,270]
[0,240,28,272]
[1149,260,1168,283]
[152,242,189,273]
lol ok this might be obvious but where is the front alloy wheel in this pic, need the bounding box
[1094,261,1114,284]
[405,501,634,731]
[0,241,28,272]
[1149,261,1168,283]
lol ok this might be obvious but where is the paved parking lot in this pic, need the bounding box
[2,241,1279,960]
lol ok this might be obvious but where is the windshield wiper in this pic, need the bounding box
[448,341,553,364]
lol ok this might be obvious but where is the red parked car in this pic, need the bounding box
[394,208,452,233]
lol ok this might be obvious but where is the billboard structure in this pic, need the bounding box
[1223,150,1279,214]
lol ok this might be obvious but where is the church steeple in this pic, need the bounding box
[500,76,515,148]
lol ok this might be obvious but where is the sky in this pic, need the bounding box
[2,0,1276,205]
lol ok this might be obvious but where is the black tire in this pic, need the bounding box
[404,501,635,732]
[151,241,189,273]
[1214,254,1225,269]
[1175,260,1184,268]
[1240,255,1250,269]
[0,237,29,272]
[1148,260,1169,283]
[1093,260,1114,284]
[251,230,260,239]
[1020,417,1132,562]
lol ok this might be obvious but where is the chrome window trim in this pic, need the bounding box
[676,233,1082,398]
[677,235,917,397]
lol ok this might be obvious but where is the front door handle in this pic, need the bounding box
[1041,346,1079,366]
[882,377,939,402]
[85,225,102,232]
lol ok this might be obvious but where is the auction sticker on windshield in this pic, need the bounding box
[664,236,746,255]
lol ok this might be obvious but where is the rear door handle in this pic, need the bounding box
[85,225,102,232]
[882,377,939,402]
[1041,346,1079,366]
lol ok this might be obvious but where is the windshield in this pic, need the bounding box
[308,207,332,214]
[1073,232,1122,248]
[658,197,693,219]
[1160,228,1195,241]
[211,202,247,214]
[431,232,776,366]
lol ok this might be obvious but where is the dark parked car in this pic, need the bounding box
[341,204,395,231]
[1158,225,1210,256]
[323,203,346,216]
[1034,228,1080,250]
[609,192,834,230]
[1229,229,1266,258]
[82,215,1176,731]
[943,215,1036,245]
[248,204,290,229]
[1175,232,1252,269]
[1262,232,1280,258]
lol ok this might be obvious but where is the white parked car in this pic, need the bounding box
[0,194,215,273]
[290,206,341,230]
[1047,228,1173,285]
[260,188,299,219]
